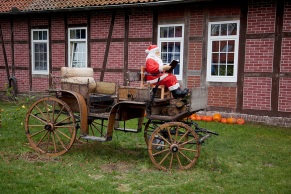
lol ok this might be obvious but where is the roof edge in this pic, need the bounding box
[0,0,212,15]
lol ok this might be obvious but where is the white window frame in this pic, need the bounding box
[31,29,49,75]
[207,20,240,82]
[158,24,184,80]
[68,27,87,68]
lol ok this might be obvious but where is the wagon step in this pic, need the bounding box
[80,135,107,142]
[114,127,142,133]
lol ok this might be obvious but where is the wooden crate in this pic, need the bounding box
[118,86,150,102]
[61,82,90,98]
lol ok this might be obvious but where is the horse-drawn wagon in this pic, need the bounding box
[24,67,218,171]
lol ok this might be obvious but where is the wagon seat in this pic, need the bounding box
[60,67,117,100]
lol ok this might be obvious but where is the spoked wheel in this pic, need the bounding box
[87,116,107,138]
[25,97,77,157]
[144,120,165,146]
[148,122,201,171]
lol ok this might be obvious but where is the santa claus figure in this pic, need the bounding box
[145,45,188,99]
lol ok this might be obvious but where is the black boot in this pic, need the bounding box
[171,88,189,99]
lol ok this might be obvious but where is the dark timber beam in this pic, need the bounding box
[236,0,248,112]
[100,11,116,81]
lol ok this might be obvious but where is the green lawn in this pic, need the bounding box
[0,101,290,193]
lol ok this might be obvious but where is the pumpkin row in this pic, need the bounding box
[189,113,245,125]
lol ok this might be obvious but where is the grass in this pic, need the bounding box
[0,100,291,193]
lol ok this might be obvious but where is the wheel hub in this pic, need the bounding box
[170,144,179,153]
[44,123,54,131]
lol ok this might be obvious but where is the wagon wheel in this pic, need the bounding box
[144,120,165,146]
[148,122,201,171]
[25,97,77,157]
[87,116,108,138]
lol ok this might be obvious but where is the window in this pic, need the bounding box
[207,21,240,82]
[68,27,87,67]
[158,24,184,80]
[31,29,49,74]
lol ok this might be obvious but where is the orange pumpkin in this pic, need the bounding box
[190,114,197,120]
[201,116,208,121]
[196,115,202,121]
[236,118,245,125]
[206,116,213,122]
[227,117,237,124]
[220,118,227,123]
[212,113,222,122]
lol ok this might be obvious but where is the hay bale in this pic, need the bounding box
[61,67,94,78]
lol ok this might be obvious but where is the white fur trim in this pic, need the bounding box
[146,74,168,84]
[168,83,180,91]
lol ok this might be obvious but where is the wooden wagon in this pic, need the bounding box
[24,67,218,171]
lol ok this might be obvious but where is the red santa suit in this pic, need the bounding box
[145,46,180,91]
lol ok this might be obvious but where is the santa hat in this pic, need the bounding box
[145,45,159,53]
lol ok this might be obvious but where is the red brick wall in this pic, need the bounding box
[51,44,66,68]
[243,77,272,110]
[283,1,291,32]
[247,0,276,34]
[128,42,150,69]
[91,11,111,39]
[208,5,240,17]
[106,42,124,69]
[245,39,274,72]
[129,10,152,38]
[189,8,203,37]
[279,78,291,112]
[51,15,65,41]
[281,38,291,72]
[208,86,237,109]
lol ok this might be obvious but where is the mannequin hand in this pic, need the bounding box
[163,65,171,71]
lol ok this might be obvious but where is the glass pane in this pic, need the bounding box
[39,31,43,40]
[167,53,173,63]
[35,44,39,52]
[43,31,47,40]
[219,65,226,76]
[220,53,226,64]
[174,42,180,52]
[227,53,234,63]
[221,24,227,36]
[81,29,86,39]
[39,44,44,52]
[40,53,44,61]
[160,27,168,38]
[76,30,80,39]
[211,24,220,36]
[33,31,38,40]
[212,41,219,52]
[35,53,39,60]
[161,53,167,62]
[173,54,180,61]
[173,64,180,75]
[161,42,167,52]
[175,26,182,37]
[168,27,174,37]
[212,53,219,64]
[35,62,40,70]
[220,41,227,52]
[70,30,75,39]
[228,40,235,52]
[228,23,237,35]
[227,65,234,76]
[211,65,218,76]
[168,42,174,52]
